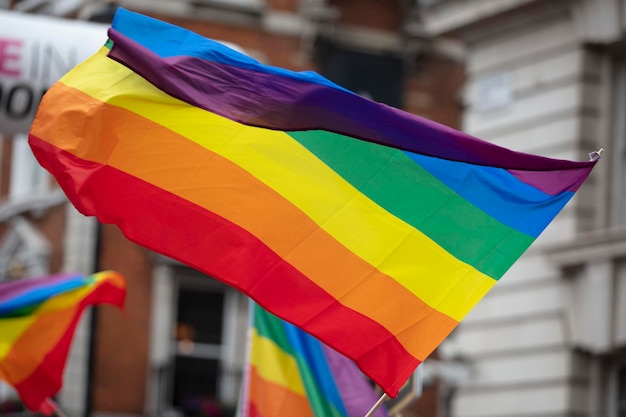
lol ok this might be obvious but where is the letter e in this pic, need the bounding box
[0,39,22,78]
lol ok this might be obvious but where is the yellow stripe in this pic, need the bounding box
[249,328,306,396]
[0,316,36,360]
[58,48,495,321]
[40,287,92,311]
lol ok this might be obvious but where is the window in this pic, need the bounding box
[160,269,247,417]
[607,359,626,417]
[315,39,405,108]
[618,365,626,417]
[173,289,224,411]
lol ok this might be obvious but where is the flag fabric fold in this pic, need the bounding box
[0,271,126,411]
[240,302,388,417]
[27,8,597,396]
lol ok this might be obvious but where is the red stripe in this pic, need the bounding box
[247,403,263,417]
[30,135,417,396]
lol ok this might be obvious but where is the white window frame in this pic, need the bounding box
[9,134,48,201]
[148,264,247,416]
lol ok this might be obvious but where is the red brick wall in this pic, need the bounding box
[144,12,315,72]
[92,224,153,413]
[330,0,403,30]
[0,137,12,199]
[402,383,442,417]
[405,53,465,128]
[266,0,298,12]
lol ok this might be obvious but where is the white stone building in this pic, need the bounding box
[421,1,626,416]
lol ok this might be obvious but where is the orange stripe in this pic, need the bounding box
[31,83,458,359]
[248,366,314,417]
[0,304,78,384]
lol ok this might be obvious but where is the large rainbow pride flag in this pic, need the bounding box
[240,302,388,417]
[0,271,126,411]
[28,8,597,397]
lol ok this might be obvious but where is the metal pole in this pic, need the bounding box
[363,392,388,417]
[54,405,71,417]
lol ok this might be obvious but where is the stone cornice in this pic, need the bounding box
[421,0,544,36]
[545,227,626,267]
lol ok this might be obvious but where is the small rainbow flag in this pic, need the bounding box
[240,302,388,417]
[28,8,597,397]
[0,271,126,411]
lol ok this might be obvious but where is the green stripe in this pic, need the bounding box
[254,305,345,417]
[289,130,534,279]
[253,304,294,355]
[0,303,42,318]
[282,321,347,417]
[295,356,345,417]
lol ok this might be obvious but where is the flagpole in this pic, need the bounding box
[40,398,69,417]
[363,392,388,417]
[53,405,70,417]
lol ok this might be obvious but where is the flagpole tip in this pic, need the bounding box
[589,148,604,162]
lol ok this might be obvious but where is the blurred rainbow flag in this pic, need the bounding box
[239,303,388,417]
[28,8,597,396]
[0,271,126,411]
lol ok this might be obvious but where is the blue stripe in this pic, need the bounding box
[111,8,350,93]
[405,152,575,237]
[0,275,85,316]
[282,321,348,416]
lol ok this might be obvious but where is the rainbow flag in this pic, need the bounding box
[0,271,126,411]
[240,302,388,417]
[28,8,597,397]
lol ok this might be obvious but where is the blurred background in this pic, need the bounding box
[0,0,623,416]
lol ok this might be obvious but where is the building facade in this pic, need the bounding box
[0,1,465,417]
[421,0,626,416]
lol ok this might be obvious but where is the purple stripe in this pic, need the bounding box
[508,167,594,194]
[106,29,595,194]
[322,344,389,417]
[0,273,79,304]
